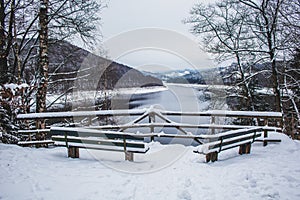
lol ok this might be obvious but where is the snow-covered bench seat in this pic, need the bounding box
[194,127,263,162]
[50,127,149,161]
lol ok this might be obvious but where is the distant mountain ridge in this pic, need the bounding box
[142,63,280,88]
[142,68,221,85]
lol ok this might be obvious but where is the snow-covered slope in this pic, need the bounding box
[1,132,300,200]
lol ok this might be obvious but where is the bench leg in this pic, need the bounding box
[125,152,134,162]
[205,154,211,162]
[206,152,218,162]
[68,147,79,158]
[245,143,251,154]
[239,143,251,155]
[239,144,245,155]
[211,152,218,162]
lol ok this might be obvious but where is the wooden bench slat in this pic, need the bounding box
[55,142,149,153]
[255,139,282,143]
[216,128,262,140]
[53,143,148,153]
[209,136,261,153]
[50,127,145,141]
[195,128,263,157]
[209,133,262,151]
[197,136,261,154]
[52,135,146,149]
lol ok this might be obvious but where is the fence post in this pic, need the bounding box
[149,112,155,141]
[263,118,268,146]
[88,117,92,126]
[211,116,215,135]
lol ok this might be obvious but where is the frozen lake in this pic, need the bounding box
[110,83,226,111]
[107,83,228,141]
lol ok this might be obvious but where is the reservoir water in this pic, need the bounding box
[108,83,228,142]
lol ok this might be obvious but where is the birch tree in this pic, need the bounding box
[35,0,48,139]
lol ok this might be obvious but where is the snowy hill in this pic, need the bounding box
[18,40,163,93]
[143,68,220,85]
[1,132,300,199]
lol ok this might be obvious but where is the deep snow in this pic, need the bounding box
[1,132,300,200]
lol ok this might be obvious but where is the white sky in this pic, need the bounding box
[95,0,216,72]
[101,0,197,38]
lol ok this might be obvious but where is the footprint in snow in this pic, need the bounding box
[178,190,192,200]
[184,178,192,188]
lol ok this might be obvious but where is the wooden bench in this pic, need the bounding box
[194,127,263,162]
[50,127,149,161]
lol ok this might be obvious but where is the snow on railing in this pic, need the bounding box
[17,107,282,119]
[161,110,282,118]
[16,108,147,119]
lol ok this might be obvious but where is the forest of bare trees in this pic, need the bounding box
[0,0,104,142]
[185,0,300,137]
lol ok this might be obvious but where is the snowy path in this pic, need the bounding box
[1,133,300,200]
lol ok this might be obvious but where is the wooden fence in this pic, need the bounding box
[17,107,283,146]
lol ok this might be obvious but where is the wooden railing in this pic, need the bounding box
[17,107,283,146]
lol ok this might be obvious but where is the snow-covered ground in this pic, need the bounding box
[1,132,300,200]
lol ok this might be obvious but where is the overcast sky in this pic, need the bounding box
[96,0,216,72]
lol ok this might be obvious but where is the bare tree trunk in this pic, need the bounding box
[0,0,8,84]
[270,56,282,113]
[36,0,48,141]
[10,0,22,84]
[236,53,255,111]
[264,1,283,113]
